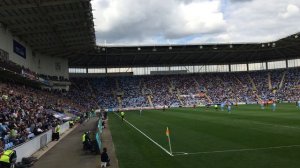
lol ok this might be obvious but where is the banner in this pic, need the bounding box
[13,40,26,59]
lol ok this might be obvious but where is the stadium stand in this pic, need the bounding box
[0,80,93,150]
[0,1,300,167]
[70,68,300,109]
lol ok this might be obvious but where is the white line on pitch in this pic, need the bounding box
[173,144,300,156]
[250,121,300,130]
[113,112,173,156]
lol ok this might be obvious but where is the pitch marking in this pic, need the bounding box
[173,144,300,156]
[113,112,173,156]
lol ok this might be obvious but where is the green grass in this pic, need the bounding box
[109,104,300,168]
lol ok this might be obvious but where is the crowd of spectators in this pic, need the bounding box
[70,78,118,109]
[277,68,300,101]
[118,77,147,108]
[68,78,99,110]
[70,68,300,109]
[0,80,89,150]
[143,76,180,107]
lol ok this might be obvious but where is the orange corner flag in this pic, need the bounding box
[166,127,170,137]
[166,127,173,154]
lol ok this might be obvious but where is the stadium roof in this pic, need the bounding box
[0,0,95,57]
[1,0,299,68]
[70,33,300,68]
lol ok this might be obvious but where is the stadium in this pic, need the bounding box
[0,0,300,168]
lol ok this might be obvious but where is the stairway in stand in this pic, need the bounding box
[176,88,184,106]
[117,96,122,109]
[268,72,272,90]
[248,74,257,91]
[279,71,287,89]
[115,79,122,109]
[147,95,154,107]
[193,77,213,104]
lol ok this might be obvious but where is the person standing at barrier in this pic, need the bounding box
[54,123,61,141]
[69,120,74,128]
[0,149,17,168]
[120,112,125,121]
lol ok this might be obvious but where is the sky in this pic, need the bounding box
[91,0,300,45]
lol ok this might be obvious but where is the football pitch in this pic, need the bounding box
[108,104,300,168]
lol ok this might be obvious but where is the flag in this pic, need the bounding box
[166,127,173,154]
[166,127,170,137]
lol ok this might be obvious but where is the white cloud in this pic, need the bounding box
[279,4,300,18]
[211,0,300,43]
[92,0,300,45]
[167,0,226,38]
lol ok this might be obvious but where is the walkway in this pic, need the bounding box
[32,119,101,168]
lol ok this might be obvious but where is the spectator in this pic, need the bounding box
[101,147,110,167]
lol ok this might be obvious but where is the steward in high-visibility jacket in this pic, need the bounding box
[82,132,87,143]
[55,125,61,134]
[53,124,61,141]
[69,120,74,128]
[0,150,17,168]
[82,132,91,150]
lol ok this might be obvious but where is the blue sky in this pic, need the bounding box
[91,0,300,45]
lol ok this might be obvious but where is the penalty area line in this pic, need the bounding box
[173,144,300,156]
[113,112,173,156]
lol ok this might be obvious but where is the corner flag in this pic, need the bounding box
[166,127,170,137]
[166,127,172,154]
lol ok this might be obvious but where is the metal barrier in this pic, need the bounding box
[60,121,70,133]
[13,122,70,162]
[96,118,103,151]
